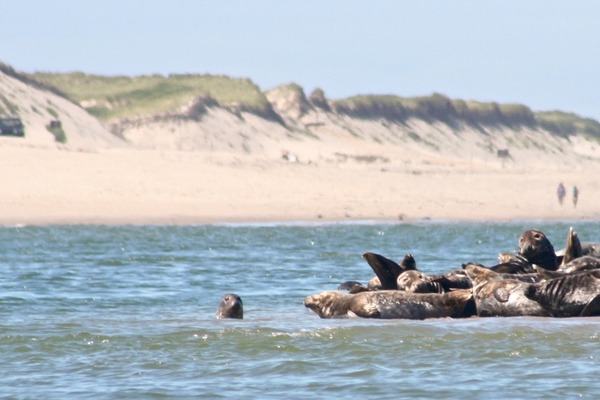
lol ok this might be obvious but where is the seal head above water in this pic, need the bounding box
[216,293,243,319]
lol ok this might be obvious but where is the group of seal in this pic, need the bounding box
[304,227,600,320]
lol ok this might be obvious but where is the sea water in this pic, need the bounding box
[1,221,599,399]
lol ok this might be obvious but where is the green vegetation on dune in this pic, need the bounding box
[332,94,408,121]
[333,93,536,128]
[17,67,600,140]
[30,72,276,121]
[535,111,600,139]
[333,93,600,139]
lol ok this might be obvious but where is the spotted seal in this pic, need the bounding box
[304,289,475,319]
[396,270,445,293]
[525,270,600,317]
[395,269,472,293]
[463,263,549,317]
[216,293,243,319]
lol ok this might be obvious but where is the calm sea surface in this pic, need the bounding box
[1,221,599,399]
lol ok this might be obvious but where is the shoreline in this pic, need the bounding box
[1,215,597,228]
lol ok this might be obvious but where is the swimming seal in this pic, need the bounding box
[304,289,475,319]
[216,293,243,319]
[463,263,549,317]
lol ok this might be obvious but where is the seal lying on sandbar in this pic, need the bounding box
[338,253,417,293]
[216,293,243,319]
[304,289,475,319]
[556,226,600,264]
[463,263,549,317]
[364,252,417,290]
[525,270,600,317]
[396,269,473,293]
[554,228,600,273]
[489,229,560,274]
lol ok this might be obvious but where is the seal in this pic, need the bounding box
[304,289,475,319]
[525,270,600,317]
[560,256,600,274]
[363,252,417,290]
[338,253,417,293]
[489,254,536,274]
[216,293,243,319]
[397,269,475,293]
[555,227,600,272]
[463,263,549,317]
[396,270,444,293]
[580,242,600,258]
[556,226,600,261]
[518,229,558,271]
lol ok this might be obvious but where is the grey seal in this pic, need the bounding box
[216,293,243,319]
[525,270,600,317]
[338,252,417,293]
[304,289,475,319]
[518,229,558,271]
[463,263,549,317]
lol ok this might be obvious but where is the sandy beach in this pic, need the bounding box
[0,141,597,226]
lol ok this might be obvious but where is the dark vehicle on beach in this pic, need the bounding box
[0,117,24,137]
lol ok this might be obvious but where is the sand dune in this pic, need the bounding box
[1,69,599,225]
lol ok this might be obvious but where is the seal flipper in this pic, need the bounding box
[362,252,403,290]
[562,227,583,266]
[580,295,600,317]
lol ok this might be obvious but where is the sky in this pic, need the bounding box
[2,1,600,120]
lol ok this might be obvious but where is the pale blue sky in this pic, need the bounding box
[2,1,599,120]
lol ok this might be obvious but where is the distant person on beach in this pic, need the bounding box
[573,185,579,208]
[556,182,566,205]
